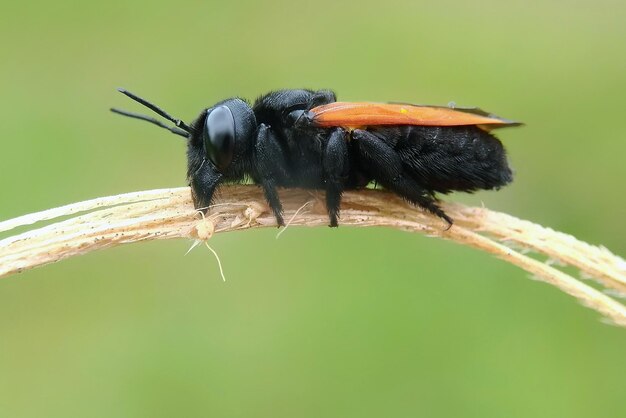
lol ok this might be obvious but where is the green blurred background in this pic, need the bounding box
[1,0,625,417]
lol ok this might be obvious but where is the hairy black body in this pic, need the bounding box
[112,88,514,227]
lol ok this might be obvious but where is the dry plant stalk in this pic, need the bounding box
[1,186,625,326]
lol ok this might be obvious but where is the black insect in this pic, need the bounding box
[111,88,518,227]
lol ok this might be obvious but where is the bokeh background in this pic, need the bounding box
[1,0,625,417]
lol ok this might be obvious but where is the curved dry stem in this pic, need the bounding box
[1,186,625,326]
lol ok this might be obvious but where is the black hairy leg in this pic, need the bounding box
[383,174,453,227]
[353,129,453,226]
[322,128,349,227]
[189,159,223,212]
[254,123,290,226]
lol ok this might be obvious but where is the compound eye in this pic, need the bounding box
[203,106,235,170]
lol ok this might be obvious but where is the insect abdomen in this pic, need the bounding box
[368,125,512,194]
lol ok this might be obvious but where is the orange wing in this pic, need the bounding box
[309,102,520,130]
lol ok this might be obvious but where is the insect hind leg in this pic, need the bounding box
[352,129,453,226]
[384,175,453,226]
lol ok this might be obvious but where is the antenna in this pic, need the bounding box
[111,88,192,137]
[110,108,189,138]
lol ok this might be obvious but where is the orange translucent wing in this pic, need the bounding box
[309,102,520,129]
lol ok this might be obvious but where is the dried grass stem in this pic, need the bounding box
[1,186,625,326]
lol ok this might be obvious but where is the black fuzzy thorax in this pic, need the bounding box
[251,89,337,189]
